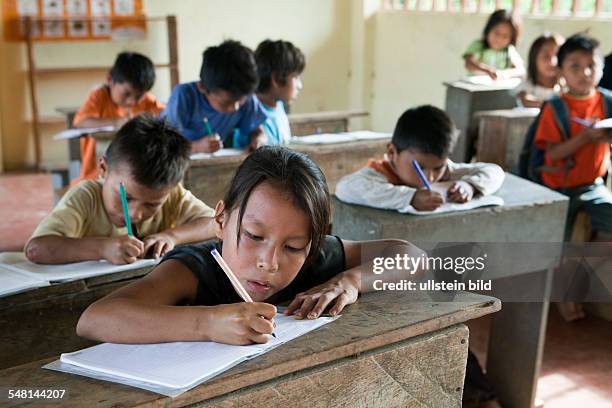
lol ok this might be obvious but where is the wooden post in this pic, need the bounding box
[551,0,559,13]
[572,0,580,14]
[595,0,603,14]
[25,17,42,171]
[531,0,540,14]
[166,15,179,90]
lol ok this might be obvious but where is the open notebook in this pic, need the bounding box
[0,265,49,297]
[53,126,116,140]
[46,314,339,397]
[0,252,158,290]
[190,148,247,160]
[400,181,504,215]
[290,131,390,145]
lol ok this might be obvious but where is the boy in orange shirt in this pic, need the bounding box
[534,33,612,242]
[72,52,165,183]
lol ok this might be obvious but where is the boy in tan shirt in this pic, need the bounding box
[26,115,215,265]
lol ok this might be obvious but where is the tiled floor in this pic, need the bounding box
[0,173,611,407]
[0,173,55,252]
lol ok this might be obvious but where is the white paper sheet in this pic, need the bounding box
[53,314,338,395]
[0,265,49,298]
[399,181,504,215]
[0,252,158,283]
[53,126,116,140]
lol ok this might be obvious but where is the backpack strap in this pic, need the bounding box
[598,87,612,117]
[539,96,575,174]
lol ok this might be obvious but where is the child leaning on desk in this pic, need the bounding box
[162,40,268,154]
[25,116,216,265]
[463,9,525,80]
[72,52,165,184]
[336,105,505,212]
[76,146,422,345]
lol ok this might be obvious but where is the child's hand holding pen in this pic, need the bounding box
[206,302,277,345]
[191,117,223,153]
[410,159,443,211]
[101,236,144,265]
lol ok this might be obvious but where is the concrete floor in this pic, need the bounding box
[1,173,611,407]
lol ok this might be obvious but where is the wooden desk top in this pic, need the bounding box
[443,79,520,92]
[288,110,369,124]
[474,108,540,119]
[1,291,499,407]
[188,138,389,167]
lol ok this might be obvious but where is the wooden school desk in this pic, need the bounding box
[0,291,500,407]
[0,265,154,370]
[444,80,518,163]
[332,173,569,408]
[475,108,539,172]
[289,110,369,136]
[184,137,389,205]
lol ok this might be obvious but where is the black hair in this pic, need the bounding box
[199,40,258,97]
[222,146,330,265]
[527,32,564,84]
[109,52,156,92]
[105,115,191,189]
[557,33,601,68]
[482,9,520,48]
[255,39,306,93]
[391,105,457,158]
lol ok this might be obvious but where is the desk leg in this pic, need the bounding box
[486,301,549,408]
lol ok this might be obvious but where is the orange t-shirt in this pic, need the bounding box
[71,86,165,183]
[366,159,402,185]
[534,91,610,189]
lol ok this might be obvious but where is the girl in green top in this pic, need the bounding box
[463,9,525,80]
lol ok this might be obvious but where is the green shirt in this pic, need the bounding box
[463,39,522,71]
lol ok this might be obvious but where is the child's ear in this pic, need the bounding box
[386,143,398,162]
[98,157,108,179]
[270,72,280,89]
[213,200,226,239]
[106,72,113,86]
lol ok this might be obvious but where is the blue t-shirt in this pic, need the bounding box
[233,99,291,148]
[161,82,267,145]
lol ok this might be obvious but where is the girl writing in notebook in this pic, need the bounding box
[77,146,421,345]
[463,9,525,80]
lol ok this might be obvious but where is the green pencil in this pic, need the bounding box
[203,117,213,136]
[119,182,134,236]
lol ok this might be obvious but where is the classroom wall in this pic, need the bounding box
[368,11,612,132]
[0,0,352,171]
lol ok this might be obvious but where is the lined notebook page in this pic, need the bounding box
[59,314,338,390]
[399,181,504,215]
[0,265,49,297]
[0,252,158,282]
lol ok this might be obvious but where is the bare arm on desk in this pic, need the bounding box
[464,55,497,79]
[25,235,144,265]
[77,259,276,345]
[285,239,425,319]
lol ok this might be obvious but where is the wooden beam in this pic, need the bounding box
[166,15,179,90]
[25,17,42,171]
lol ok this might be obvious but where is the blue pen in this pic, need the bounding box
[412,159,431,190]
[571,117,594,128]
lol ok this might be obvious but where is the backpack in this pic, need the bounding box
[517,87,612,185]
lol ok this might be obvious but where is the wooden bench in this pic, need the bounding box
[0,291,499,407]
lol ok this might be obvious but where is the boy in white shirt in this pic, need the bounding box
[336,105,505,212]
